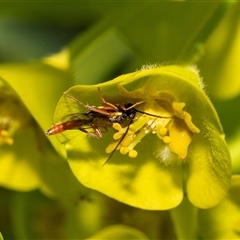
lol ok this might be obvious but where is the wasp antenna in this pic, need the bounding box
[97,87,118,110]
[102,121,132,166]
[135,109,172,118]
[97,87,105,103]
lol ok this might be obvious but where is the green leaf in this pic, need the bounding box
[70,28,137,85]
[227,128,240,175]
[115,2,225,62]
[199,2,240,100]
[170,198,198,239]
[52,65,231,209]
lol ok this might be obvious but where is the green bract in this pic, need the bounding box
[198,175,240,239]
[52,65,231,210]
[0,60,88,203]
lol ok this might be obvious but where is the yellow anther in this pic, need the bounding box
[113,132,123,140]
[129,124,136,131]
[121,134,134,147]
[159,127,168,136]
[106,97,200,161]
[105,142,118,153]
[163,136,171,144]
[0,129,9,136]
[129,149,138,158]
[6,137,14,145]
[0,129,14,145]
[120,147,129,155]
[112,123,122,131]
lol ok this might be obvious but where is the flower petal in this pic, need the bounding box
[52,65,231,209]
[65,132,183,210]
[186,121,231,208]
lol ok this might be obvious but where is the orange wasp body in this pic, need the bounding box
[46,89,138,138]
[46,88,169,164]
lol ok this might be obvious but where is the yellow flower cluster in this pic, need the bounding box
[106,96,200,160]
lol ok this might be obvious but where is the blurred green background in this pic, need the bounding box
[0,1,240,239]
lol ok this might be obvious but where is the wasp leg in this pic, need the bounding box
[91,124,103,138]
[97,87,118,110]
[120,100,146,111]
[64,91,115,117]
[100,126,109,134]
[78,126,102,139]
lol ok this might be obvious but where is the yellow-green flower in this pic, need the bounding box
[0,83,32,146]
[106,90,200,162]
[52,65,231,210]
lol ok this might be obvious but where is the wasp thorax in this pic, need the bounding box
[105,97,200,162]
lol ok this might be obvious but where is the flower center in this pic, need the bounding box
[0,117,14,145]
[106,98,200,160]
[0,84,33,145]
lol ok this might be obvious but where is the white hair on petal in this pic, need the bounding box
[153,145,174,165]
[140,63,160,71]
[185,65,205,91]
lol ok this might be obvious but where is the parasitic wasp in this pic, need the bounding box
[46,88,143,138]
[46,88,171,165]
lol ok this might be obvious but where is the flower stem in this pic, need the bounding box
[169,197,198,239]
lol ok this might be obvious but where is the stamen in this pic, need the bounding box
[106,98,200,162]
[163,136,171,144]
[120,147,129,155]
[0,129,14,145]
[113,132,123,140]
[105,141,119,153]
[112,123,122,131]
[159,127,168,136]
[129,150,138,158]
